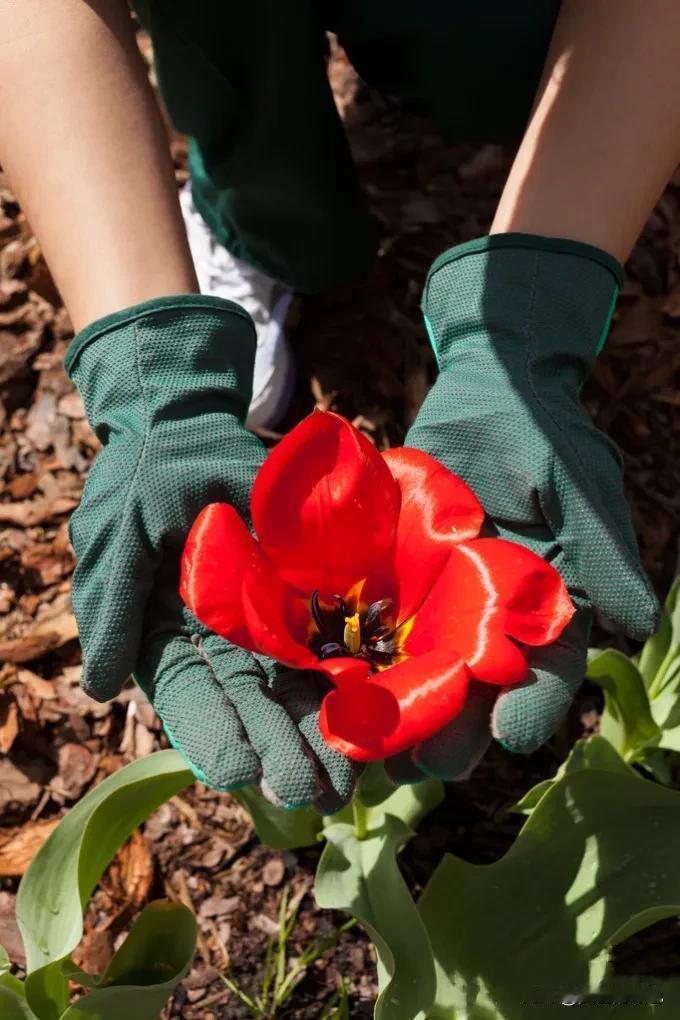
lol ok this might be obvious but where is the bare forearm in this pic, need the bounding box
[0,0,197,330]
[492,0,680,262]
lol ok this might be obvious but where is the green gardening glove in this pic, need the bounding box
[65,295,355,810]
[385,234,660,783]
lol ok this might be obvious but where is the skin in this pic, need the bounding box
[1,0,680,770]
[0,0,197,331]
[1,1,680,320]
[492,0,680,262]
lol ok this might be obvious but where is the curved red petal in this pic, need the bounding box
[318,651,470,761]
[406,538,573,685]
[251,411,400,594]
[318,657,372,688]
[241,559,318,671]
[383,447,485,622]
[180,503,259,646]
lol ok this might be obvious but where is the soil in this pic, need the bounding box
[1,34,680,1020]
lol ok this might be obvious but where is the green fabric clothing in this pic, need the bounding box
[65,295,355,810]
[134,0,561,291]
[383,234,660,781]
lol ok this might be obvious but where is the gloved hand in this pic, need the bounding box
[65,295,355,810]
[385,234,660,783]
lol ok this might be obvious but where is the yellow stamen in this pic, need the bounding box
[343,612,361,654]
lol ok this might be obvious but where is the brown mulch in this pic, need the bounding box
[2,36,680,1019]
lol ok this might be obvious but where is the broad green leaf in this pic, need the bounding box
[639,607,672,686]
[317,815,435,1020]
[18,750,193,1020]
[647,569,680,698]
[368,778,444,830]
[0,985,39,1020]
[647,686,680,758]
[631,746,674,785]
[419,768,680,1020]
[586,650,660,755]
[0,954,36,1020]
[233,787,323,849]
[59,901,196,1020]
[667,570,680,646]
[356,763,398,808]
[511,736,635,815]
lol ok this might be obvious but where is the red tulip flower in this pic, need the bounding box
[180,412,573,762]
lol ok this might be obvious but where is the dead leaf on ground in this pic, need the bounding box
[0,609,78,662]
[53,742,97,801]
[0,756,48,813]
[0,692,19,753]
[0,892,25,967]
[0,817,60,876]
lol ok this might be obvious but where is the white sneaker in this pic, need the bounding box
[180,186,295,430]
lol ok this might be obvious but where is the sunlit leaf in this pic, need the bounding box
[317,814,435,1020]
[511,735,636,815]
[586,650,660,756]
[17,750,193,1020]
[58,901,196,1020]
[367,777,444,830]
[233,787,323,849]
[0,985,38,1020]
[639,606,672,686]
[420,769,680,1019]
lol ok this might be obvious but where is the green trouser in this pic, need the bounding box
[134,0,561,291]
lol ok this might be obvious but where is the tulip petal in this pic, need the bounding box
[251,411,400,594]
[242,559,318,671]
[180,503,260,647]
[406,538,574,685]
[319,651,470,761]
[382,447,485,622]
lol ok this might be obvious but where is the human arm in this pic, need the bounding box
[392,0,680,779]
[0,0,354,808]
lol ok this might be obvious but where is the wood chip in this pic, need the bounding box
[262,855,285,887]
[198,895,241,919]
[0,817,60,875]
[0,693,19,753]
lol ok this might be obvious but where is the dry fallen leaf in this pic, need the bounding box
[0,692,19,753]
[53,742,97,801]
[0,891,25,967]
[0,756,46,813]
[0,817,60,876]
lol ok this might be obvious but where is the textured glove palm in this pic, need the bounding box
[65,295,354,810]
[386,235,660,782]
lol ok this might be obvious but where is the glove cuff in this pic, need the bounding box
[65,293,257,426]
[64,293,255,374]
[422,233,624,371]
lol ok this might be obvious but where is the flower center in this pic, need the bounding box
[309,590,405,671]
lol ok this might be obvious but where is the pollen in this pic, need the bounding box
[343,612,361,654]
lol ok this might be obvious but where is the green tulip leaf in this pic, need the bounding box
[586,650,660,756]
[419,768,680,1019]
[646,565,680,698]
[368,777,444,831]
[17,750,193,1020]
[317,813,435,1020]
[639,606,672,687]
[0,985,39,1020]
[58,901,196,1020]
[233,787,323,849]
[356,763,398,808]
[0,945,10,977]
[511,735,636,815]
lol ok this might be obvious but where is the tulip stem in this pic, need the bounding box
[352,798,368,841]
